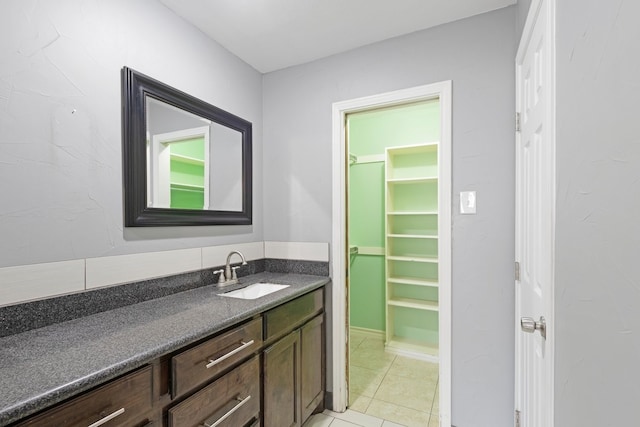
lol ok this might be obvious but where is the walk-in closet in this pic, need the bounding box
[347,99,442,426]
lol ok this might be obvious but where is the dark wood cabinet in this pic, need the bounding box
[16,366,153,427]
[301,314,324,422]
[263,289,323,344]
[262,289,325,427]
[13,287,325,427]
[171,317,262,398]
[168,355,260,427]
[263,330,302,427]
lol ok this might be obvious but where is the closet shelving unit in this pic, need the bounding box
[170,153,205,188]
[169,151,206,209]
[385,143,440,360]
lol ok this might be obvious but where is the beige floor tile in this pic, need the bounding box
[302,413,334,427]
[326,409,384,427]
[349,394,372,413]
[349,340,437,426]
[430,382,439,416]
[373,374,435,412]
[331,419,363,427]
[349,390,359,406]
[350,365,386,397]
[366,399,430,427]
[350,347,396,372]
[350,329,369,340]
[349,331,367,350]
[387,356,439,382]
[428,413,440,427]
[381,421,407,427]
[357,336,386,351]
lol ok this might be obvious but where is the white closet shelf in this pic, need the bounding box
[387,234,438,239]
[388,297,439,311]
[387,211,438,216]
[387,255,438,263]
[387,177,438,184]
[388,277,439,287]
[170,153,205,166]
[170,182,205,190]
[387,141,439,154]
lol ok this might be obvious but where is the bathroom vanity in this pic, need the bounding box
[0,272,328,427]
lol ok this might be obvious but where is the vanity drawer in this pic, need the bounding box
[264,289,323,342]
[17,365,152,427]
[168,355,260,427]
[172,317,262,397]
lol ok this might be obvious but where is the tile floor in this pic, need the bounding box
[303,409,408,427]
[308,329,439,427]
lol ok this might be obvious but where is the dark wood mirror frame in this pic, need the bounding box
[121,66,252,226]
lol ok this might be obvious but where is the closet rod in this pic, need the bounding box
[349,153,385,165]
[349,246,384,256]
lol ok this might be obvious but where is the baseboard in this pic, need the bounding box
[349,326,384,340]
[385,345,440,363]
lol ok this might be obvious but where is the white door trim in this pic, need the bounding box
[149,126,211,209]
[515,0,556,425]
[331,81,452,426]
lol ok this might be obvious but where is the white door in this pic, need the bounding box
[515,0,555,426]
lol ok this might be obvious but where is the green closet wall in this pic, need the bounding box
[348,100,440,332]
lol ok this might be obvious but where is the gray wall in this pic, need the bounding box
[147,98,209,135]
[263,7,517,427]
[517,0,532,36]
[0,0,263,268]
[555,0,640,425]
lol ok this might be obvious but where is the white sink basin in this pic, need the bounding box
[219,282,290,300]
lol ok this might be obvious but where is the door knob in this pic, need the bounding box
[520,316,546,339]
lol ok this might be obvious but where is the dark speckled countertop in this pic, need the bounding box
[0,272,329,425]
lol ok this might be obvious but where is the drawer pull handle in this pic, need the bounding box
[87,408,125,427]
[206,340,254,369]
[203,395,251,427]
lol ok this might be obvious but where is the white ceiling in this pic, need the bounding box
[159,0,516,73]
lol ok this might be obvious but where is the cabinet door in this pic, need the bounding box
[263,330,301,427]
[300,314,324,422]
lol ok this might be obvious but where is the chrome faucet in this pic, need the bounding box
[214,250,247,287]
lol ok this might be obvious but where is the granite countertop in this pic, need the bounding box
[0,272,329,425]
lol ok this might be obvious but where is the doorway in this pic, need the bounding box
[348,100,439,426]
[331,82,452,426]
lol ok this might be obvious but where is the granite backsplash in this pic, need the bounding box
[0,259,329,338]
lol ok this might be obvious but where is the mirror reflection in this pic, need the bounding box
[146,97,243,211]
[146,97,209,210]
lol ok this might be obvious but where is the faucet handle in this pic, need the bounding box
[231,266,240,280]
[213,269,225,284]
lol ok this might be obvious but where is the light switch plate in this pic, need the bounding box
[460,191,477,214]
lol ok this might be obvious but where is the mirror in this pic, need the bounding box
[122,67,252,226]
